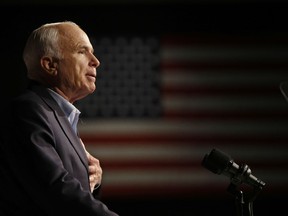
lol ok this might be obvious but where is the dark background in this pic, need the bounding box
[1,1,288,215]
[1,1,287,98]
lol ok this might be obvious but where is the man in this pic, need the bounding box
[0,21,119,216]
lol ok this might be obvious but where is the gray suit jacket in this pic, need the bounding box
[0,81,118,216]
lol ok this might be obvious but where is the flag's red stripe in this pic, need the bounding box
[100,160,288,170]
[100,184,288,199]
[161,62,288,70]
[81,134,288,145]
[162,110,288,120]
[101,185,229,198]
[161,85,280,96]
[161,35,288,46]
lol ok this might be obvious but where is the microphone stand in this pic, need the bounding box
[227,164,264,216]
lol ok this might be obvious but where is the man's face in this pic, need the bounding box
[56,24,100,103]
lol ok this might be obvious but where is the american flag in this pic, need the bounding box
[77,34,288,200]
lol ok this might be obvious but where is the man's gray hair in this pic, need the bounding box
[22,21,78,80]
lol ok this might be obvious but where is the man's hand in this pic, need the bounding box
[86,151,102,192]
[80,138,102,192]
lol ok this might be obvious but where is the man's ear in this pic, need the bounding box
[40,56,58,76]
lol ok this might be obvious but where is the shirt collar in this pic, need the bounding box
[47,88,81,134]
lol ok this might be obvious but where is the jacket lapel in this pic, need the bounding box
[28,83,88,169]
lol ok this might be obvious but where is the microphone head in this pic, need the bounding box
[202,148,232,175]
[202,148,266,190]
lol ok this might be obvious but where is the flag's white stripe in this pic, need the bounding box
[161,47,288,61]
[79,119,288,135]
[86,144,288,162]
[161,70,286,86]
[103,169,227,185]
[87,144,200,160]
[102,169,287,186]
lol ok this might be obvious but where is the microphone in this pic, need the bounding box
[202,148,265,189]
[280,81,288,102]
